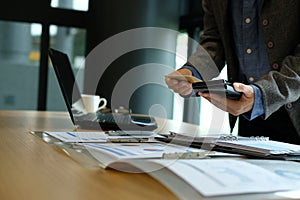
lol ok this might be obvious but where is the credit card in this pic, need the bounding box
[165,75,202,83]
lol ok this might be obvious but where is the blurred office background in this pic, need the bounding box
[0,0,232,132]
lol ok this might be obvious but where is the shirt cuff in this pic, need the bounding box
[242,85,265,120]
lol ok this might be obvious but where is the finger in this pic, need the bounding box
[233,83,247,93]
[205,93,239,113]
[166,78,179,87]
[210,93,253,115]
[198,92,225,106]
[197,92,212,102]
[198,92,229,105]
[197,92,209,98]
[233,83,253,98]
[173,81,192,95]
[179,81,193,95]
[165,70,187,86]
[166,79,179,91]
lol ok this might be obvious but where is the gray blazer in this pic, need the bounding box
[188,0,300,135]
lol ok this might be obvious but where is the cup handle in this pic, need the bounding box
[98,98,107,110]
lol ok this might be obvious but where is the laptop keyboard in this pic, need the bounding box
[76,112,132,124]
[74,111,157,130]
[96,113,131,124]
[82,112,98,121]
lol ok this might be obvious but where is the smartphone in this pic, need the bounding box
[192,79,242,100]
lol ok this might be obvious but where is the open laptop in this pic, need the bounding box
[48,48,157,132]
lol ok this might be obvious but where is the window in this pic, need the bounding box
[0,21,39,110]
[47,25,86,111]
[173,32,188,122]
[51,0,89,11]
[1,22,86,111]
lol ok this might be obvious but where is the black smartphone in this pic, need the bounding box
[192,79,242,100]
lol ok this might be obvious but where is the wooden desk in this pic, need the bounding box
[0,110,298,200]
[0,110,179,200]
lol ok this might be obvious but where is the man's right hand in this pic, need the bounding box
[165,68,193,96]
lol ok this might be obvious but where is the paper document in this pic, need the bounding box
[45,131,108,142]
[247,159,300,188]
[160,132,300,159]
[125,159,297,197]
[45,131,157,143]
[81,142,207,168]
[217,139,300,155]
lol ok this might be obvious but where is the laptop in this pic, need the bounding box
[48,48,158,132]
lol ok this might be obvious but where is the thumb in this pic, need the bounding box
[233,83,253,98]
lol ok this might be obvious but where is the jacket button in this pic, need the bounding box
[262,19,268,26]
[249,77,254,82]
[245,18,251,24]
[267,41,274,48]
[272,63,279,70]
[286,103,293,109]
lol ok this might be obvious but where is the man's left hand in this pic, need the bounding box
[198,83,255,116]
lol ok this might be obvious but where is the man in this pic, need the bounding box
[165,0,300,144]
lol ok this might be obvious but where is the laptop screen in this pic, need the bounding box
[48,48,158,132]
[48,48,86,123]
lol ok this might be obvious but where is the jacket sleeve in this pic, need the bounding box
[255,44,300,119]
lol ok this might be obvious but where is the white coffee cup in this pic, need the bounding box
[81,94,107,112]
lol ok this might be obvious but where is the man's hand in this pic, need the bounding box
[198,83,255,116]
[165,68,193,96]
